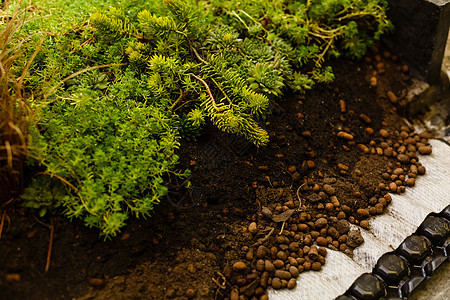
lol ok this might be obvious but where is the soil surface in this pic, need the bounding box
[0,44,434,300]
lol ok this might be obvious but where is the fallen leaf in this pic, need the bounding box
[271,209,295,222]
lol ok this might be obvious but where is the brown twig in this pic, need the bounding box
[212,272,227,290]
[4,140,12,168]
[45,217,54,272]
[30,214,54,272]
[33,171,78,193]
[0,210,6,239]
[252,227,274,247]
[70,37,93,53]
[296,182,306,212]
[279,221,286,235]
[32,214,50,228]
[214,265,230,299]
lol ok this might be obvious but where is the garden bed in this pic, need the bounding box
[0,42,435,299]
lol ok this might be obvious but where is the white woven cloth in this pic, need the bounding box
[269,139,450,300]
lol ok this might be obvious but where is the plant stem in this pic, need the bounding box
[34,171,78,193]
[238,9,269,34]
[43,63,126,100]
[190,74,220,111]
[45,217,54,272]
[189,43,207,64]
[210,77,232,104]
[0,210,6,239]
[170,89,185,111]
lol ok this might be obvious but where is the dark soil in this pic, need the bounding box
[0,44,432,300]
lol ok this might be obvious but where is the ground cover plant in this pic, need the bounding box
[4,0,393,238]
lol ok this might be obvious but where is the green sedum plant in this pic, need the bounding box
[29,94,188,236]
[16,0,392,237]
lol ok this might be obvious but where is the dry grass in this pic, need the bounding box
[0,1,41,205]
